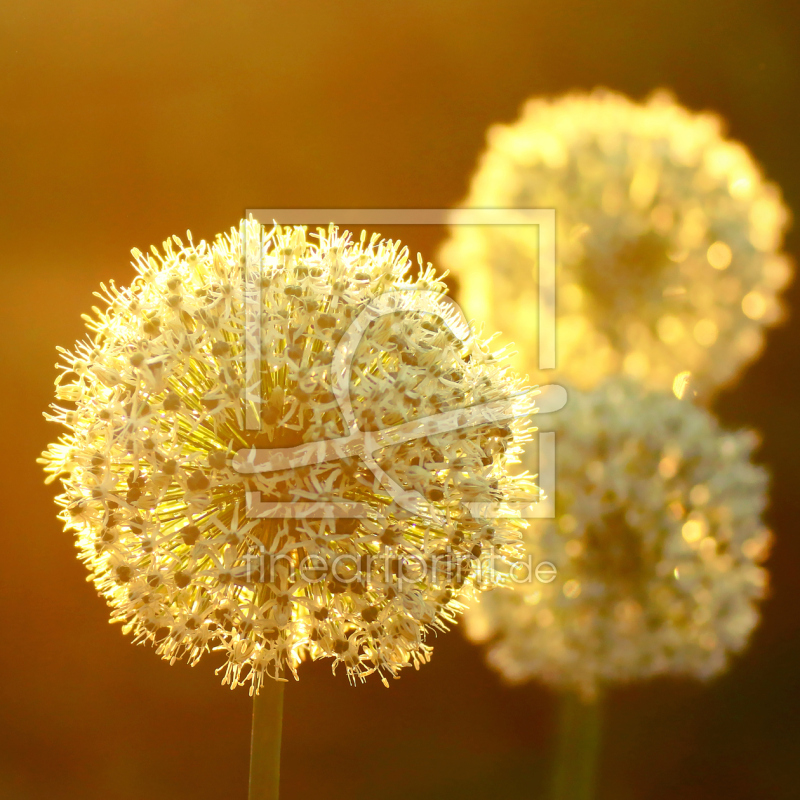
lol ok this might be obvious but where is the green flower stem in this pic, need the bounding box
[550,690,603,800]
[248,680,285,800]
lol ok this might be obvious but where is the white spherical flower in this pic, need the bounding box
[41,219,538,692]
[440,89,793,397]
[464,378,771,698]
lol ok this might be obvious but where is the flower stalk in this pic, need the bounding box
[249,681,285,800]
[550,691,603,800]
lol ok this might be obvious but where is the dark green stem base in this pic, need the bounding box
[550,691,604,800]
[248,680,285,800]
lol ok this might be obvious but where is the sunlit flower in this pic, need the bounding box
[440,89,793,397]
[464,378,771,698]
[40,219,537,692]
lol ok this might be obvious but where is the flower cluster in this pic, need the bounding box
[439,89,792,397]
[464,378,771,698]
[40,219,537,692]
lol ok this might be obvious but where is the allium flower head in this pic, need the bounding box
[440,89,793,397]
[464,378,771,699]
[41,219,537,692]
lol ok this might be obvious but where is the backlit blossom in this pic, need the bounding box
[440,89,793,397]
[464,378,771,698]
[41,219,537,692]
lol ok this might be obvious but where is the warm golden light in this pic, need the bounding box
[40,219,537,692]
[464,379,771,698]
[440,89,793,398]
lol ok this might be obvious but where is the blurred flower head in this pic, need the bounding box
[40,219,537,693]
[464,378,771,699]
[440,89,793,397]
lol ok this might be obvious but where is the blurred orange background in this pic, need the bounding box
[2,2,799,798]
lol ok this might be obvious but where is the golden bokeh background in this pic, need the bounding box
[1,2,798,798]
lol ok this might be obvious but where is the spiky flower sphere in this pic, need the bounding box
[40,220,538,692]
[440,89,792,397]
[464,378,771,699]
